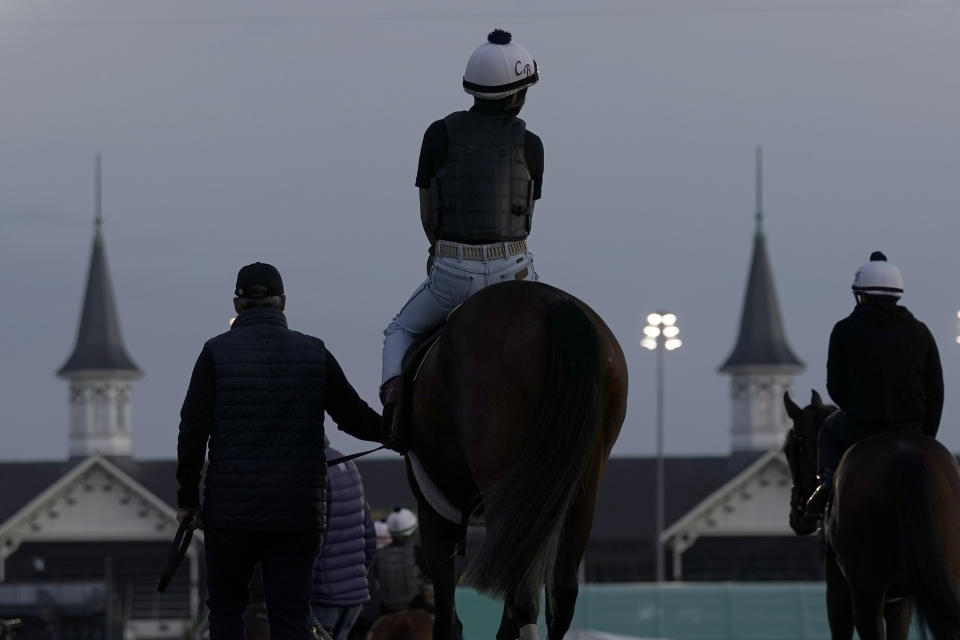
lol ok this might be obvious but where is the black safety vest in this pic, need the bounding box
[431,110,534,243]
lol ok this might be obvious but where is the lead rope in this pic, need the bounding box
[326,445,386,466]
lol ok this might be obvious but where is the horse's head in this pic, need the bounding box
[782,389,836,535]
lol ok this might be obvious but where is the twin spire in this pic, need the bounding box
[720,146,803,374]
[58,154,140,377]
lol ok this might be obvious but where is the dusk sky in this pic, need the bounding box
[2,0,959,460]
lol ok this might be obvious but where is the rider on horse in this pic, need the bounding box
[805,251,944,516]
[379,29,544,449]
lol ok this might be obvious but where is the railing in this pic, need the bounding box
[0,582,105,610]
[127,575,190,620]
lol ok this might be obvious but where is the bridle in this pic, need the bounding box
[784,403,836,532]
[784,426,813,517]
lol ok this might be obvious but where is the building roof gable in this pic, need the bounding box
[0,455,179,545]
[661,447,793,549]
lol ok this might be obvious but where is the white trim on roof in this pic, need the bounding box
[658,446,797,580]
[0,454,200,548]
[661,447,793,545]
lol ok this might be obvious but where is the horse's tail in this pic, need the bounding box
[463,297,605,601]
[893,448,960,640]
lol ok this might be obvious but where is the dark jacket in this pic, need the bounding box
[375,539,425,613]
[176,308,381,531]
[311,446,377,606]
[827,299,943,438]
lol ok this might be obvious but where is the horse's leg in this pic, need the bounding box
[418,504,463,640]
[851,582,887,640]
[882,597,913,640]
[495,606,517,640]
[503,596,539,640]
[545,462,602,639]
[824,547,854,640]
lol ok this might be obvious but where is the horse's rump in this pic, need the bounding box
[830,431,960,638]
[412,281,626,601]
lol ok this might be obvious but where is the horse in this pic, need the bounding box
[783,390,960,640]
[366,610,434,640]
[403,280,627,640]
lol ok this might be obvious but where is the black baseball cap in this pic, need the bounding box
[235,262,284,298]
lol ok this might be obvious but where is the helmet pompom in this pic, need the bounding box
[487,29,512,45]
[870,251,887,262]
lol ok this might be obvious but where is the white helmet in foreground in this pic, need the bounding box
[463,29,539,100]
[852,251,903,300]
[386,507,418,537]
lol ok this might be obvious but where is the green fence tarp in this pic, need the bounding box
[455,583,924,640]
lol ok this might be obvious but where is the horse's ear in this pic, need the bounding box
[811,390,823,407]
[784,391,802,420]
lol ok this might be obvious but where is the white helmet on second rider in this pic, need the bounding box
[386,507,418,537]
[852,251,903,300]
[463,29,539,100]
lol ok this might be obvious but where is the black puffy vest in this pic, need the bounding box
[432,110,534,243]
[203,309,328,531]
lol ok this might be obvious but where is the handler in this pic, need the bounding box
[176,262,382,639]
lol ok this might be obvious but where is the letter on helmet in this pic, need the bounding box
[462,29,539,100]
[851,251,904,299]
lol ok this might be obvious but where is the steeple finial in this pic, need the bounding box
[755,146,763,234]
[95,153,103,236]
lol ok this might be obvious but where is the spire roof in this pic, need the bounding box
[719,148,803,374]
[58,156,140,377]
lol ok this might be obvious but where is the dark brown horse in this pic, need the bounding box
[405,281,627,640]
[783,390,960,640]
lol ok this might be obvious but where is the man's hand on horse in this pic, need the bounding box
[176,508,203,531]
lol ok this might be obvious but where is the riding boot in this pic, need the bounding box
[379,376,408,454]
[805,469,834,518]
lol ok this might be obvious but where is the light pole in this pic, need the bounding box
[642,311,682,583]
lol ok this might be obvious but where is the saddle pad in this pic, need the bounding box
[407,451,483,527]
[407,451,464,524]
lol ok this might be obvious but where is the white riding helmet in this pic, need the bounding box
[374,520,392,549]
[463,29,539,100]
[852,251,903,299]
[386,507,418,537]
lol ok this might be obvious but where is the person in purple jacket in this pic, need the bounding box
[311,441,377,640]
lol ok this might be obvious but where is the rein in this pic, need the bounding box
[327,445,386,466]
